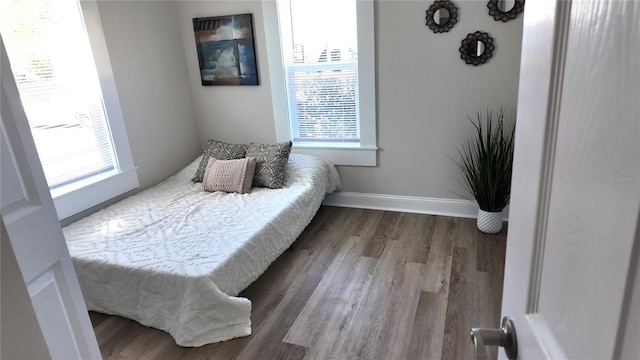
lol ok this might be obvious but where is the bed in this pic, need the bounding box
[62,153,341,346]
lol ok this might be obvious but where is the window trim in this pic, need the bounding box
[50,0,138,220]
[262,0,377,166]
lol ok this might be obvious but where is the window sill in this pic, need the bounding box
[292,144,377,166]
[51,167,139,221]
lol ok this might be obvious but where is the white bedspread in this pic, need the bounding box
[63,154,341,346]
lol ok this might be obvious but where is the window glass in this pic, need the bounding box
[1,0,139,219]
[278,0,361,144]
[1,0,118,189]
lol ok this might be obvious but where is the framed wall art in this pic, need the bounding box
[192,14,259,86]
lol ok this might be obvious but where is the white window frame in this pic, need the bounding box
[262,0,377,166]
[48,0,138,220]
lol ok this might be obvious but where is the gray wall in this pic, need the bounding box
[78,0,524,211]
[74,0,523,220]
[176,0,524,200]
[342,0,523,198]
[177,1,277,145]
[97,1,202,190]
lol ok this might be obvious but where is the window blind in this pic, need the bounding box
[279,0,361,143]
[0,0,116,189]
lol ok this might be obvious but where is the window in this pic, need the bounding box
[0,0,138,220]
[263,0,377,166]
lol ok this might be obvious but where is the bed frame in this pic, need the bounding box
[63,154,341,346]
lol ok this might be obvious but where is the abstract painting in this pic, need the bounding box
[193,14,259,86]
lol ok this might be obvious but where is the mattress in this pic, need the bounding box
[63,154,341,346]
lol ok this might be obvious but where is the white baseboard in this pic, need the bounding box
[322,192,509,220]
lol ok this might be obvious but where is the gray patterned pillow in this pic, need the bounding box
[192,139,248,183]
[246,141,292,189]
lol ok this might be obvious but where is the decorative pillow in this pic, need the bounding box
[246,141,292,189]
[202,157,256,194]
[192,139,248,183]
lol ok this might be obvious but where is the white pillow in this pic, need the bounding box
[202,157,256,194]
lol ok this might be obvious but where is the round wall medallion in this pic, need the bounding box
[426,0,459,33]
[459,31,495,66]
[487,0,525,22]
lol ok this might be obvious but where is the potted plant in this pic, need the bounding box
[453,109,515,233]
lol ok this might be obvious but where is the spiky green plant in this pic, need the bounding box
[453,109,515,212]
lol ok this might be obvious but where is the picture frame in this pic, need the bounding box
[192,14,259,86]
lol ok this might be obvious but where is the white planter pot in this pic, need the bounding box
[477,209,503,234]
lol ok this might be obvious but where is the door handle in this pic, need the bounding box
[470,316,518,360]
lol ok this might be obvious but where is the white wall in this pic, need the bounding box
[176,0,523,200]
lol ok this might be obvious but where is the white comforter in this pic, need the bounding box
[63,154,341,346]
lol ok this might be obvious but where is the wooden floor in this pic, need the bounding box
[90,206,507,360]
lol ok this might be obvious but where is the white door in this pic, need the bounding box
[1,37,102,359]
[489,0,640,359]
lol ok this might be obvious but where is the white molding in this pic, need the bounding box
[261,0,290,143]
[262,0,378,167]
[356,0,376,150]
[323,191,510,220]
[52,169,138,221]
[292,147,377,166]
[41,0,141,221]
[81,1,137,175]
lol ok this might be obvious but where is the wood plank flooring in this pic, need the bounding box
[90,206,508,360]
